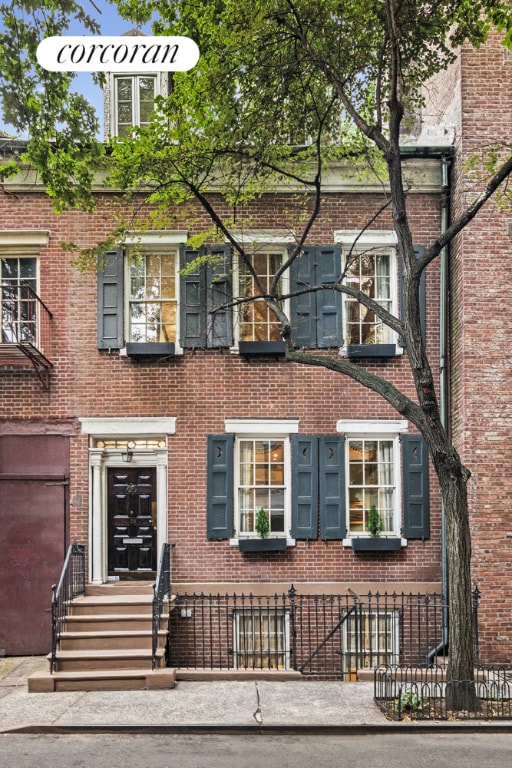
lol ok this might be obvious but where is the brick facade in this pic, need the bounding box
[0,169,444,619]
[448,35,512,664]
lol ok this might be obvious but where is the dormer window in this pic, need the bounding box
[114,74,157,137]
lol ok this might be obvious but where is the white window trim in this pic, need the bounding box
[119,232,187,355]
[337,420,408,547]
[0,230,50,253]
[334,230,398,247]
[334,230,401,355]
[226,419,298,546]
[229,236,290,350]
[225,418,299,435]
[111,73,160,138]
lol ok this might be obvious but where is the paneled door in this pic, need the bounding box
[108,467,157,575]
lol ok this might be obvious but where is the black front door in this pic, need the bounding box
[108,467,157,575]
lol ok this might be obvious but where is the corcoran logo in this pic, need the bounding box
[37,36,199,72]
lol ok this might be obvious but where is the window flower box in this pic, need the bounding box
[238,537,287,553]
[351,537,402,552]
[239,341,286,358]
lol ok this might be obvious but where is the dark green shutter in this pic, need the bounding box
[290,246,342,348]
[97,247,124,349]
[207,245,233,348]
[319,436,346,539]
[290,247,316,347]
[400,245,426,346]
[402,434,430,539]
[206,434,234,539]
[291,435,318,539]
[180,245,206,348]
[316,246,342,348]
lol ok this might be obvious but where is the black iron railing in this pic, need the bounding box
[51,543,85,673]
[169,588,470,678]
[152,542,172,670]
[375,663,512,720]
[1,282,52,355]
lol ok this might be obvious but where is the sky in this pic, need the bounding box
[0,0,155,137]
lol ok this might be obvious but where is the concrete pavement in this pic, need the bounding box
[1,656,512,734]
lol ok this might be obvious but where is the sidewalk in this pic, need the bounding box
[1,656,511,734]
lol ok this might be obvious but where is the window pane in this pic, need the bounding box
[348,438,395,534]
[344,251,392,345]
[239,253,282,342]
[236,438,286,535]
[116,78,132,100]
[128,252,177,343]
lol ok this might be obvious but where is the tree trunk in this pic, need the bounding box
[433,450,477,712]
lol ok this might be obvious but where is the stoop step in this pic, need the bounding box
[28,583,174,692]
[29,667,177,693]
[49,648,167,672]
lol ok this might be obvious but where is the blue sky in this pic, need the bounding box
[0,0,154,136]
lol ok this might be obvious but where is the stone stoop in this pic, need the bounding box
[28,582,176,693]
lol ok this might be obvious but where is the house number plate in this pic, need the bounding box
[123,537,143,544]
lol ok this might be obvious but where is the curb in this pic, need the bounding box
[4,722,512,735]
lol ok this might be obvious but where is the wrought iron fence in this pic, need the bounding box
[374,663,512,720]
[152,542,172,670]
[169,587,466,678]
[50,543,86,673]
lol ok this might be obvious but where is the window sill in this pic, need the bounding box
[343,537,406,552]
[123,342,176,358]
[344,344,398,359]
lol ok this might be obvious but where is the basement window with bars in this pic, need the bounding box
[233,608,290,669]
[343,610,398,673]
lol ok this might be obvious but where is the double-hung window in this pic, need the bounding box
[335,231,401,357]
[1,256,38,344]
[236,437,288,537]
[128,250,178,344]
[344,250,394,346]
[347,436,398,535]
[238,251,284,343]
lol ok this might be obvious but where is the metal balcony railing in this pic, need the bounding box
[0,282,53,387]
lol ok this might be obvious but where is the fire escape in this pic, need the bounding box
[0,283,53,388]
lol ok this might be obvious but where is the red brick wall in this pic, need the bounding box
[0,185,443,588]
[450,34,512,663]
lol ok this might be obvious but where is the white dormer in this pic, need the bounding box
[103,30,171,139]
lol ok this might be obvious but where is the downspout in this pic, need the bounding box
[439,154,450,611]
[427,153,451,664]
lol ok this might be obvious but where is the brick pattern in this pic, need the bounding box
[448,33,512,663]
[1,187,442,590]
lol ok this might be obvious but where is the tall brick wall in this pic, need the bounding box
[449,34,512,662]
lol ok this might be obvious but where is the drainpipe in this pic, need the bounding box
[439,154,450,612]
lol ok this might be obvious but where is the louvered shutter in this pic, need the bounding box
[206,434,234,539]
[319,435,346,539]
[402,434,430,539]
[291,435,318,539]
[180,245,206,348]
[207,245,233,348]
[97,247,124,349]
